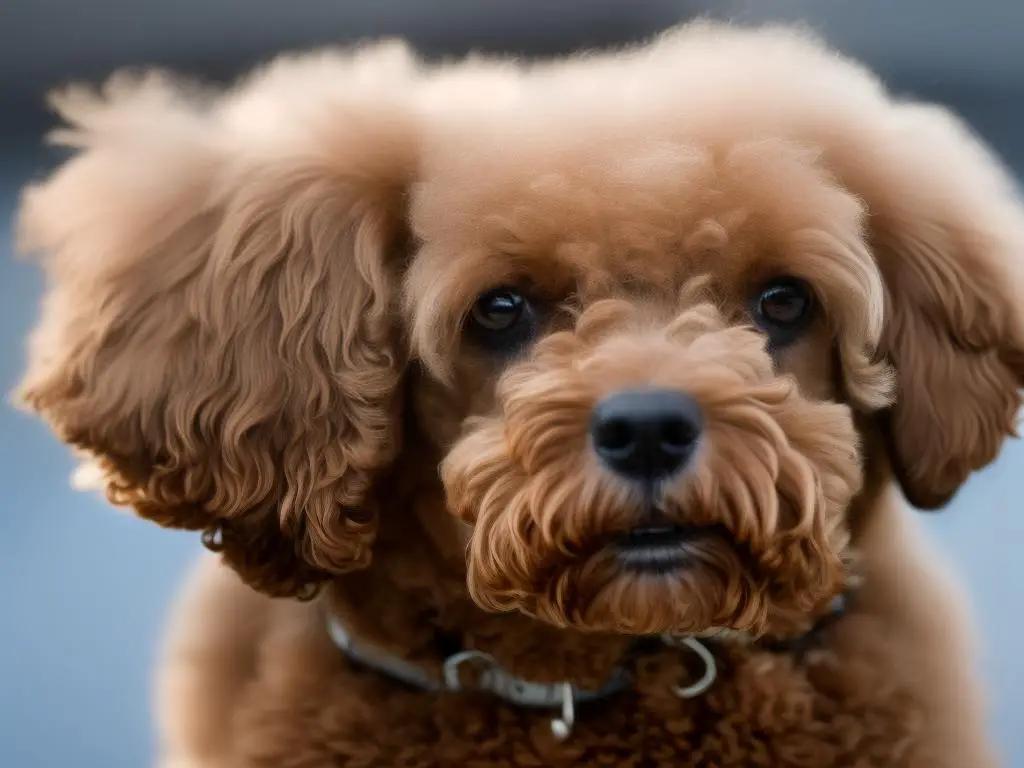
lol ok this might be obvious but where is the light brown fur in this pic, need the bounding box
[15,21,1024,767]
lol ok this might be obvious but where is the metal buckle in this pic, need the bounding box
[442,650,577,740]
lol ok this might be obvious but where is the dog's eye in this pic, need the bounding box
[471,288,525,331]
[468,287,539,352]
[752,278,814,343]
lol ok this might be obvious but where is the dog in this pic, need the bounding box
[15,20,1024,767]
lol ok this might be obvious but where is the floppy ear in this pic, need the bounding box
[846,103,1024,509]
[15,46,418,596]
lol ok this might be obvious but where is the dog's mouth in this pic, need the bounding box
[612,523,713,573]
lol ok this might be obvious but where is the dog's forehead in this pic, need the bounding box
[409,129,864,299]
[404,27,877,313]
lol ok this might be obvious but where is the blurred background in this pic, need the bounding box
[1,1,1022,765]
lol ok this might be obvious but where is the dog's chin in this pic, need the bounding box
[564,528,762,637]
[468,524,777,637]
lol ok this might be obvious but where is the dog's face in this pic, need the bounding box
[16,25,1024,637]
[409,140,883,636]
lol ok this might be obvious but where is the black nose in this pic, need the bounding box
[590,389,702,483]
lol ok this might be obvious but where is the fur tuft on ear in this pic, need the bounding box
[848,104,1024,508]
[16,44,420,596]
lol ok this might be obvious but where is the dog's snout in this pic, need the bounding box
[590,389,702,483]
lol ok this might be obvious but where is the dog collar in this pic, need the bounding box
[324,592,847,741]
[325,612,715,740]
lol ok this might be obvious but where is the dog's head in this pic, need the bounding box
[16,24,1024,637]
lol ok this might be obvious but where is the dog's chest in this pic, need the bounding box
[234,642,930,768]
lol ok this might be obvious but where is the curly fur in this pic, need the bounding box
[444,299,861,637]
[14,20,1024,767]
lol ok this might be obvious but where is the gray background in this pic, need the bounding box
[1,1,1021,766]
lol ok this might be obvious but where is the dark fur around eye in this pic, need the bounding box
[467,287,541,354]
[750,278,815,347]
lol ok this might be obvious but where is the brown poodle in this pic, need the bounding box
[15,21,1024,767]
